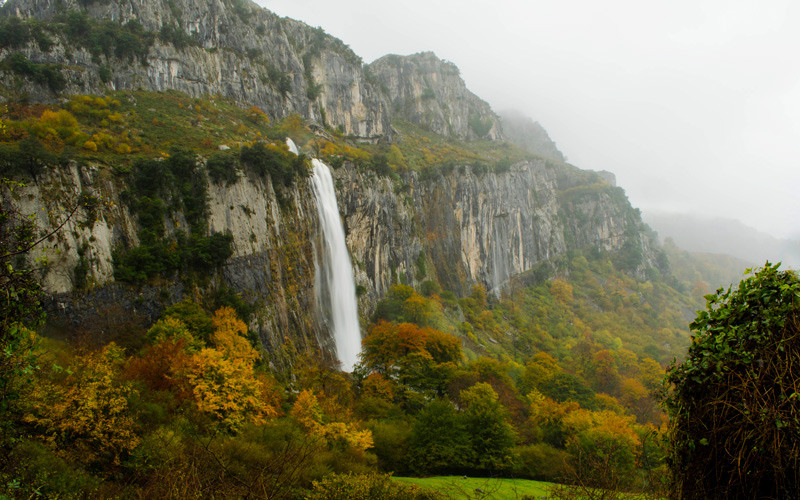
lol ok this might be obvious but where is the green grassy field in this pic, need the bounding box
[394,476,552,499]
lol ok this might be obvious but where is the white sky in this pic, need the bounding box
[256,0,800,239]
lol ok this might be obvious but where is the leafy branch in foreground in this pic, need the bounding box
[664,263,800,499]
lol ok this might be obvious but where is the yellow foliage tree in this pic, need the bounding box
[24,343,139,466]
[183,307,277,431]
[291,390,373,453]
[550,278,574,303]
[210,306,257,364]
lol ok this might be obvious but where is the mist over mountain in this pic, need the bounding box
[644,211,800,270]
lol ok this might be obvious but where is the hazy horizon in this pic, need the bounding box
[257,0,800,241]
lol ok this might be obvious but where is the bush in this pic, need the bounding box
[306,473,441,500]
[206,151,238,185]
[240,141,308,187]
[4,52,65,92]
[664,264,800,498]
[62,11,154,64]
[0,137,56,179]
[2,440,100,498]
[514,443,570,481]
[159,23,197,49]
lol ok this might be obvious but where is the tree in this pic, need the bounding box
[460,383,517,472]
[290,390,373,453]
[409,399,470,474]
[23,343,140,466]
[360,320,461,377]
[664,264,800,499]
[185,307,278,431]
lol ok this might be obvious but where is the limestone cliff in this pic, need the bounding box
[367,52,502,141]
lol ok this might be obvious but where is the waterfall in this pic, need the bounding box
[286,137,299,155]
[285,139,361,371]
[309,159,362,371]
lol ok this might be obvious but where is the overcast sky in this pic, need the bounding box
[256,0,800,240]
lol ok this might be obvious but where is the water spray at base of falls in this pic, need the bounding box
[286,138,361,371]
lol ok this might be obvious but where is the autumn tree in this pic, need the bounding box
[24,343,140,466]
[184,307,278,431]
[360,320,461,399]
[290,390,373,454]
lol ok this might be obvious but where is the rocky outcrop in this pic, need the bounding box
[338,160,658,300]
[499,110,564,162]
[1,0,390,139]
[366,52,502,141]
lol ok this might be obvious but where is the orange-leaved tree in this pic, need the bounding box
[360,320,461,398]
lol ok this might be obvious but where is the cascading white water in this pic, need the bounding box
[285,138,361,371]
[286,137,299,155]
[309,159,362,371]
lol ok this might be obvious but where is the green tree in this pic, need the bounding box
[460,383,517,472]
[409,399,470,474]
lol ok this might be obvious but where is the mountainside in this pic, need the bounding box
[499,109,564,161]
[644,211,800,269]
[0,0,666,366]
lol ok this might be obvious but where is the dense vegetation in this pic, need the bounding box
[0,225,698,497]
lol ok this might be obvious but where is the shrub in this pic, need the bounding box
[307,473,441,500]
[206,151,238,185]
[664,264,800,499]
[4,52,65,92]
[514,442,570,481]
[159,23,197,49]
[468,113,492,138]
[62,11,154,64]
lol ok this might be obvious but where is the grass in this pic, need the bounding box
[393,476,552,499]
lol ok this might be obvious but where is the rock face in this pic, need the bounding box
[367,52,502,141]
[499,110,564,162]
[2,0,390,139]
[26,152,659,364]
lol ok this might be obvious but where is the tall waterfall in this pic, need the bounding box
[285,139,361,371]
[309,159,362,371]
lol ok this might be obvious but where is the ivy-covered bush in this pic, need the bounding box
[664,263,800,499]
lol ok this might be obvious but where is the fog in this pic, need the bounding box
[256,0,800,241]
